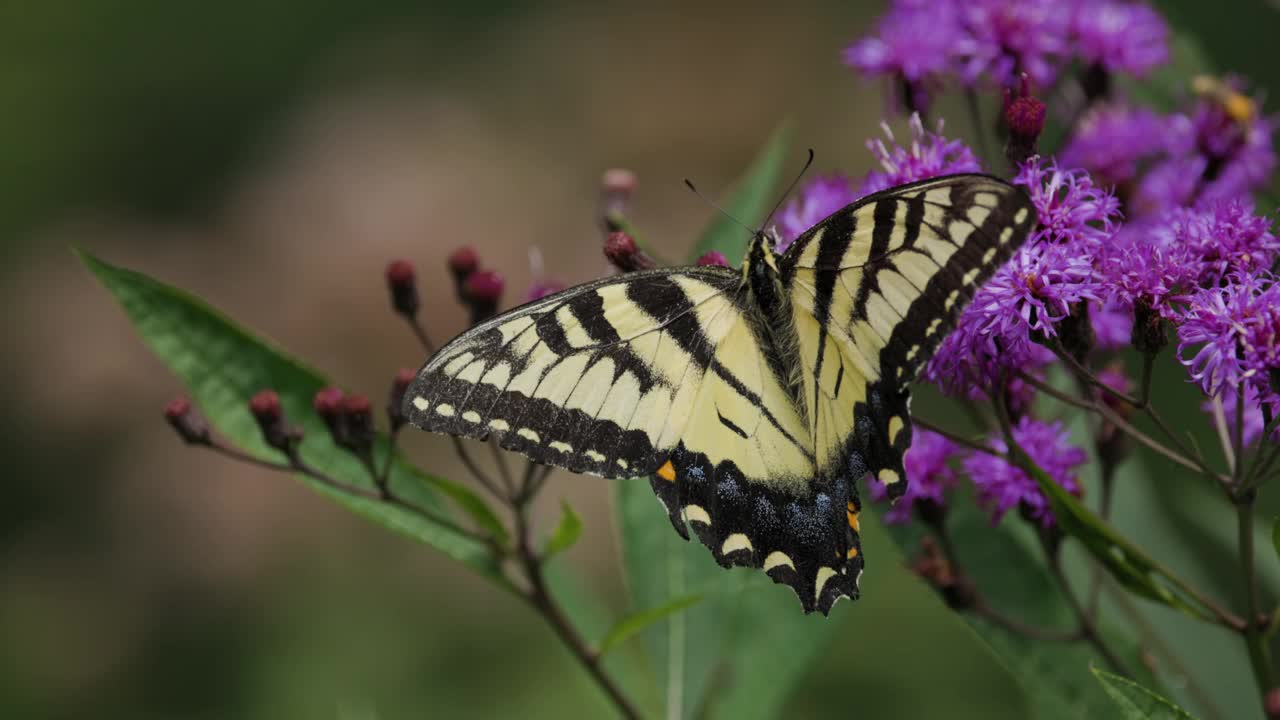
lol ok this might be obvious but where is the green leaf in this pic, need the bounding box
[544,501,584,559]
[1011,444,1220,623]
[597,594,703,656]
[1092,667,1200,720]
[691,122,794,262]
[78,249,509,587]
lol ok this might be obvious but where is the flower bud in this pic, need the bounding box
[604,232,655,273]
[526,280,565,302]
[342,394,375,456]
[249,389,300,454]
[388,368,416,431]
[447,247,479,284]
[313,386,348,446]
[695,250,730,268]
[1265,687,1280,720]
[910,536,974,610]
[1056,302,1095,364]
[463,269,504,325]
[164,396,210,445]
[385,259,419,318]
[1003,74,1046,167]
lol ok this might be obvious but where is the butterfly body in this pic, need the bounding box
[405,174,1036,614]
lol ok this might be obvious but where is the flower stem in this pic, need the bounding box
[1043,539,1130,675]
[1237,495,1274,707]
[511,463,642,720]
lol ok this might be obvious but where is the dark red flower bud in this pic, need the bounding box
[313,386,348,445]
[249,389,299,455]
[604,232,655,273]
[526,281,565,302]
[388,368,416,430]
[385,259,419,318]
[601,168,637,232]
[463,269,504,325]
[1265,687,1280,719]
[447,247,479,283]
[1003,73,1046,167]
[343,394,375,455]
[695,250,730,268]
[164,395,210,445]
[249,390,282,423]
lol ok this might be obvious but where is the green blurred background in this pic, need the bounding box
[3,1,1276,718]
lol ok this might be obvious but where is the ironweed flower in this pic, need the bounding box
[1164,199,1279,283]
[1012,157,1122,249]
[954,0,1071,88]
[858,114,982,197]
[868,429,959,524]
[1177,271,1280,399]
[1070,0,1169,77]
[1059,104,1174,186]
[964,418,1086,528]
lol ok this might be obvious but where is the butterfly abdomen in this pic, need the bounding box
[744,234,809,421]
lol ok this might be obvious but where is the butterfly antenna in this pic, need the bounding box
[684,178,755,235]
[761,148,815,230]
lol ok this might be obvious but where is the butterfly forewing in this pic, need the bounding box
[782,174,1036,498]
[404,266,811,484]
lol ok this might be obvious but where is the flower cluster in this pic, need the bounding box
[846,0,1169,106]
[833,0,1278,530]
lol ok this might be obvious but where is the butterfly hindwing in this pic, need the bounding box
[782,174,1036,499]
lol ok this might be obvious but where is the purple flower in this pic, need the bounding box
[1071,1,1169,77]
[526,280,564,302]
[954,0,1072,88]
[843,0,963,83]
[1136,85,1277,211]
[775,174,857,248]
[1165,199,1279,282]
[1013,157,1122,248]
[925,243,1098,395]
[1177,272,1280,399]
[1202,384,1280,447]
[964,417,1086,527]
[867,429,959,524]
[858,114,982,197]
[1097,222,1196,317]
[1059,104,1175,185]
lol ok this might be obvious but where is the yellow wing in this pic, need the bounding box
[404,267,813,483]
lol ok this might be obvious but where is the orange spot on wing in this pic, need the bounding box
[847,547,859,559]
[847,509,860,532]
[657,460,676,482]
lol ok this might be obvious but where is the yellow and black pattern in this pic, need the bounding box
[404,173,1036,614]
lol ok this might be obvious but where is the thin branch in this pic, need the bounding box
[1238,497,1274,708]
[914,416,1003,458]
[1043,538,1131,674]
[405,316,437,355]
[965,88,994,167]
[972,601,1085,642]
[451,436,505,499]
[511,465,642,720]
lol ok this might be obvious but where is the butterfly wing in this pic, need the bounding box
[404,266,812,482]
[782,174,1036,496]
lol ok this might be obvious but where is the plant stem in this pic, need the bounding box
[1237,497,1274,707]
[1043,540,1131,675]
[972,601,1085,642]
[511,468,642,720]
[914,416,1003,457]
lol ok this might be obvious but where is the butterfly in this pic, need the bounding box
[403,174,1036,614]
